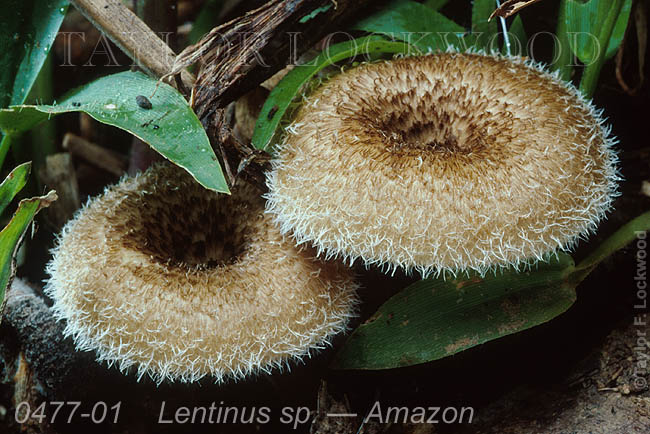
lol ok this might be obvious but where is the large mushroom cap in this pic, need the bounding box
[266,52,619,276]
[46,164,358,383]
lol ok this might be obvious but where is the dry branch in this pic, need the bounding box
[69,0,194,89]
[39,154,80,229]
[63,133,128,177]
[167,0,374,120]
[489,0,545,20]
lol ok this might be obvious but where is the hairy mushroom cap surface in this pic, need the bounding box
[46,164,358,383]
[266,52,619,276]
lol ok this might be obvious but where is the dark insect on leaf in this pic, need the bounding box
[136,95,153,110]
[0,71,230,193]
[267,105,279,120]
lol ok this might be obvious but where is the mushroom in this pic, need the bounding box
[266,52,619,276]
[46,164,358,383]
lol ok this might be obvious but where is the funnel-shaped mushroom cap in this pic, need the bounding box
[46,164,358,383]
[266,52,619,276]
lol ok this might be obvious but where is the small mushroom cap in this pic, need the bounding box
[266,52,619,276]
[46,164,358,383]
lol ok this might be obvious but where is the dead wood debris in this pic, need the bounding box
[165,0,372,187]
[69,0,194,90]
[167,0,366,118]
[63,133,128,177]
[489,0,546,20]
[39,154,80,229]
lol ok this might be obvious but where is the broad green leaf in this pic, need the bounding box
[0,71,229,193]
[0,190,56,319]
[26,54,57,172]
[334,210,650,370]
[576,0,626,97]
[0,162,31,216]
[0,135,11,169]
[0,0,69,108]
[563,0,627,96]
[552,0,574,81]
[332,255,577,370]
[472,0,499,50]
[507,15,527,55]
[566,0,611,64]
[572,210,650,283]
[0,0,68,170]
[423,0,450,10]
[353,0,466,53]
[251,36,413,151]
[605,0,633,59]
[0,107,49,136]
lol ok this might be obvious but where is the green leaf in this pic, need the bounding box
[299,4,333,24]
[0,106,49,136]
[0,162,31,216]
[0,190,56,319]
[566,0,608,64]
[251,36,413,151]
[353,0,466,53]
[334,211,650,370]
[572,210,650,283]
[26,54,58,172]
[563,0,627,96]
[508,15,527,55]
[605,0,633,59]
[332,255,577,370]
[0,71,230,193]
[0,135,11,169]
[578,0,626,97]
[472,0,499,50]
[552,0,574,81]
[423,0,450,10]
[0,0,69,108]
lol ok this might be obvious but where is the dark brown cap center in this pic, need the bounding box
[109,170,261,269]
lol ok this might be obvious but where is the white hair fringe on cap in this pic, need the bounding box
[46,164,359,384]
[265,50,620,278]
